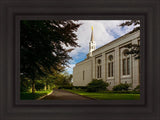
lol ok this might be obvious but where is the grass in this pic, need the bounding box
[65,89,140,100]
[20,90,52,100]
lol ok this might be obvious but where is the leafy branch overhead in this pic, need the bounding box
[124,44,140,59]
[119,20,140,59]
[119,20,140,34]
[20,20,81,93]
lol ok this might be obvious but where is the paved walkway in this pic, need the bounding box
[41,89,92,100]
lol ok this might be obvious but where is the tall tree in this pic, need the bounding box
[119,20,140,59]
[20,20,81,93]
[53,72,72,87]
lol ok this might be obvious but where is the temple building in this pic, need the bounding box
[73,27,140,90]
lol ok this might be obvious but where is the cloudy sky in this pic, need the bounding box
[65,20,139,74]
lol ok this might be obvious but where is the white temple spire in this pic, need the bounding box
[89,26,96,57]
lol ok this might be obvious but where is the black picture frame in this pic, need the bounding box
[0,0,159,120]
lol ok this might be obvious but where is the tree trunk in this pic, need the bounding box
[32,79,35,94]
[48,85,50,90]
[44,83,47,91]
[46,82,49,90]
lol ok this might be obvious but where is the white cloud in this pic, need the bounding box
[69,20,137,58]
[65,20,139,74]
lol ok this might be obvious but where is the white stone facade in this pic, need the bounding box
[73,30,140,90]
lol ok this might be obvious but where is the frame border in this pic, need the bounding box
[0,0,159,120]
[15,15,145,107]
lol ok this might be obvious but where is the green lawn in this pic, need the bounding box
[20,90,52,100]
[65,89,140,100]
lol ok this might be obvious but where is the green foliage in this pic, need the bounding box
[53,72,73,87]
[58,86,87,90]
[124,44,140,59]
[119,20,140,33]
[21,20,81,77]
[73,86,87,90]
[86,79,109,92]
[20,90,52,100]
[20,77,31,92]
[134,85,140,92]
[35,80,45,91]
[112,83,130,91]
[58,85,73,89]
[41,74,57,90]
[20,20,81,93]
[119,20,140,59]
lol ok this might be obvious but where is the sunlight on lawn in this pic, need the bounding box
[65,89,140,100]
[20,90,52,100]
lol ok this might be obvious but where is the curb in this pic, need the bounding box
[37,91,53,100]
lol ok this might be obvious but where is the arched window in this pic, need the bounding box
[122,49,130,75]
[108,55,114,77]
[97,59,101,78]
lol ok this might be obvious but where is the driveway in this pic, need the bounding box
[41,89,92,100]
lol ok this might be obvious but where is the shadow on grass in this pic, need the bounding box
[20,90,52,100]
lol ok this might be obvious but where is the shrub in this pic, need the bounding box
[58,85,87,90]
[72,86,88,91]
[58,85,74,89]
[73,86,87,90]
[86,79,109,92]
[134,85,140,92]
[112,83,130,91]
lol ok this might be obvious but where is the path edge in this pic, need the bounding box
[37,90,53,100]
[61,89,96,100]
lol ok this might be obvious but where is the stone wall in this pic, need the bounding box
[73,59,92,86]
[73,30,140,90]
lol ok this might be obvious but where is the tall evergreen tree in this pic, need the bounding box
[20,20,80,93]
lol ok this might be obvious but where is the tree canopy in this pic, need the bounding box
[20,20,81,93]
[119,20,140,34]
[119,20,140,59]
